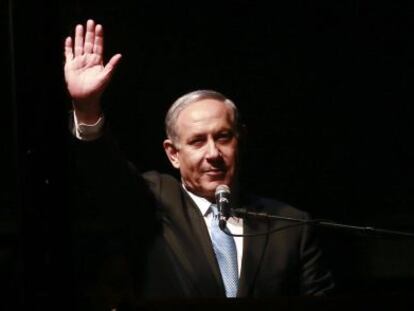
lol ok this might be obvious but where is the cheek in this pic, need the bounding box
[223,145,238,166]
[180,151,204,173]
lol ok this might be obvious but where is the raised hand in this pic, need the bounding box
[64,19,122,123]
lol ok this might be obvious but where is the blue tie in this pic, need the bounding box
[210,204,239,297]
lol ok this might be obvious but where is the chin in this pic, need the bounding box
[196,177,231,198]
[205,181,228,193]
[200,183,217,193]
[196,182,216,196]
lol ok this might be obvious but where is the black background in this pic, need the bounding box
[2,0,414,309]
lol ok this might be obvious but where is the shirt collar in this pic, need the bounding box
[182,184,242,224]
[182,184,213,217]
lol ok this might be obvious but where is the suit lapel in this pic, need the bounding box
[237,201,269,297]
[162,188,225,296]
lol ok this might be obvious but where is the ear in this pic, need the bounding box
[163,139,180,169]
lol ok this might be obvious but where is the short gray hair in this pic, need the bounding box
[165,90,239,144]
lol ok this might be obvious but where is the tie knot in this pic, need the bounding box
[210,204,219,217]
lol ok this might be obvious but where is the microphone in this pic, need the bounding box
[215,184,231,230]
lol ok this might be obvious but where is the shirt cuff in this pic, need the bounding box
[72,111,105,141]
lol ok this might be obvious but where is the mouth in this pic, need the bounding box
[204,168,226,178]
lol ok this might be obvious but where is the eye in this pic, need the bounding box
[216,131,234,143]
[188,136,206,146]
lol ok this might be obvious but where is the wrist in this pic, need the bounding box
[72,100,102,124]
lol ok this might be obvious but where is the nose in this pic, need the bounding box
[206,139,220,160]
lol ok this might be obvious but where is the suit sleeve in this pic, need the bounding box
[70,128,157,311]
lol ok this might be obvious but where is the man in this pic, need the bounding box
[65,19,334,310]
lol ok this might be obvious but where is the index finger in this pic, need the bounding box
[93,24,104,56]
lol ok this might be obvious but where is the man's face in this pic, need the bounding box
[164,99,238,201]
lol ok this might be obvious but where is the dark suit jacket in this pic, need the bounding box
[70,133,334,310]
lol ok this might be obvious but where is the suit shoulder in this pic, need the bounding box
[142,170,182,198]
[142,170,180,186]
[246,195,309,219]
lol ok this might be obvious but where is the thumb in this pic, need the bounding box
[103,53,122,77]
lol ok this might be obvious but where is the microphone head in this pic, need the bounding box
[215,185,231,220]
[215,184,230,197]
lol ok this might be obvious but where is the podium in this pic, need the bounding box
[132,294,414,311]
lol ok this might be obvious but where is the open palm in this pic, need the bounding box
[64,20,121,105]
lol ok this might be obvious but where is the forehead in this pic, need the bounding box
[176,99,234,132]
